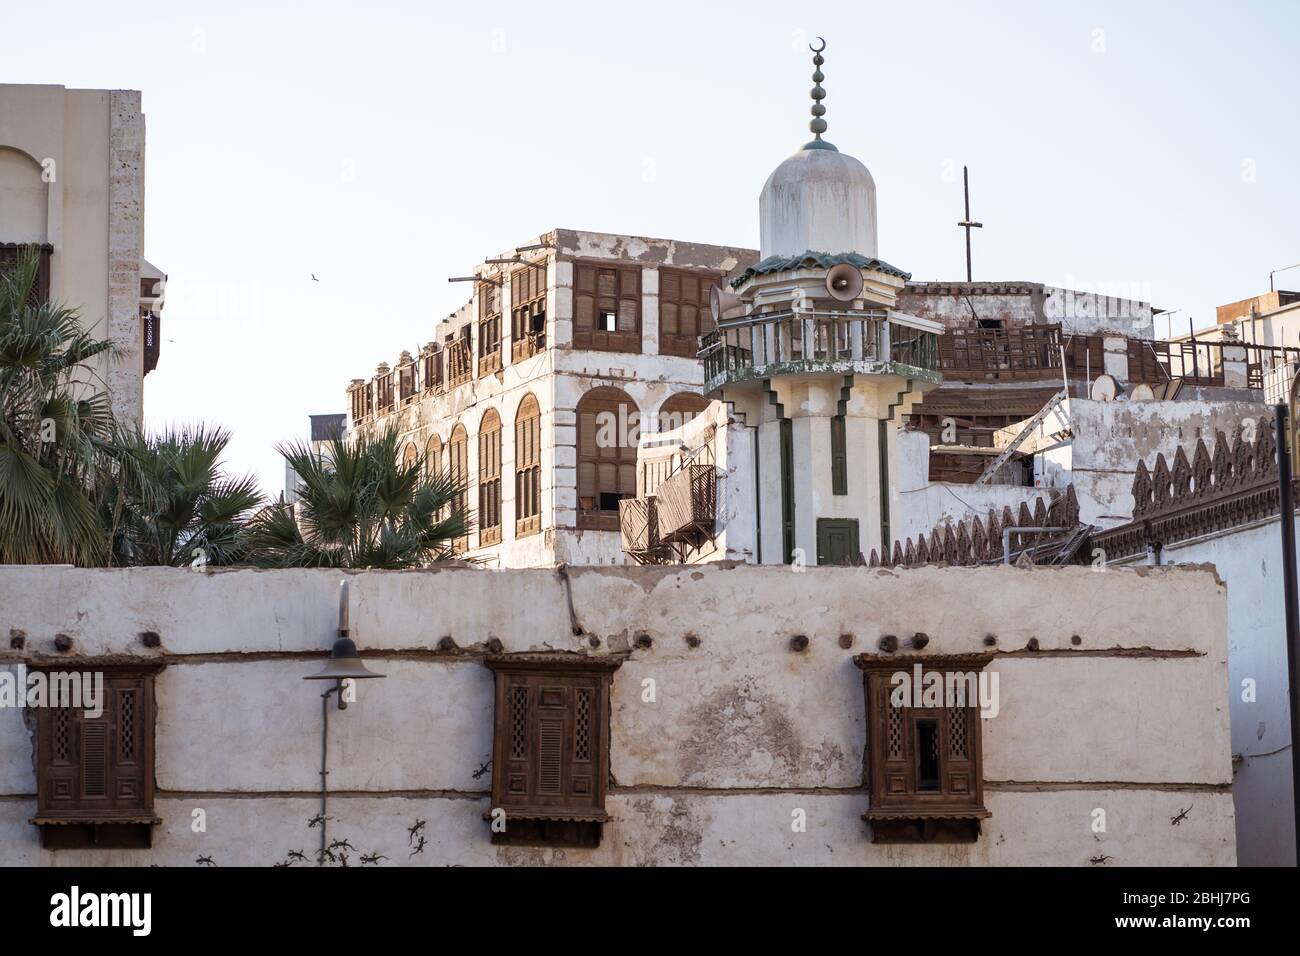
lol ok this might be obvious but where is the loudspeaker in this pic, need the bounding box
[710,284,744,323]
[825,263,864,302]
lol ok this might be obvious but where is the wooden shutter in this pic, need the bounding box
[479,410,502,544]
[855,656,991,843]
[33,669,158,847]
[486,654,622,848]
[659,267,718,357]
[515,394,542,536]
[449,425,470,550]
[572,261,641,353]
[575,387,639,529]
[831,415,848,495]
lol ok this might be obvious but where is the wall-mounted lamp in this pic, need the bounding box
[303,580,385,863]
[303,580,385,707]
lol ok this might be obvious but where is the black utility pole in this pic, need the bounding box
[1275,403,1300,866]
[957,165,983,282]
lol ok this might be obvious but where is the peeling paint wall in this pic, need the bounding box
[898,282,1153,339]
[0,564,1234,866]
[1065,398,1264,526]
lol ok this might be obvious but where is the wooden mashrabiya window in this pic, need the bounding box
[484,652,623,849]
[478,279,503,376]
[30,661,162,849]
[511,263,547,361]
[854,653,992,844]
[572,260,641,353]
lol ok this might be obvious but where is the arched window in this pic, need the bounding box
[478,409,502,546]
[576,387,638,528]
[401,441,419,469]
[515,393,542,537]
[655,392,710,434]
[425,434,443,479]
[448,424,470,551]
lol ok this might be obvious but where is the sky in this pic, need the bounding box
[4,0,1298,496]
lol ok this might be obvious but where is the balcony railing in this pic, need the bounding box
[939,324,1071,381]
[700,309,941,388]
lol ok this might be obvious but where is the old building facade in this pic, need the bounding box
[346,228,756,567]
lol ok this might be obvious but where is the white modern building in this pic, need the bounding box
[0,84,165,427]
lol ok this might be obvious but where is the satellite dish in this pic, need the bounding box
[710,284,744,323]
[825,263,864,302]
[1090,374,1118,402]
[1130,383,1155,401]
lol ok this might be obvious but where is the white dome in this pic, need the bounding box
[759,147,878,260]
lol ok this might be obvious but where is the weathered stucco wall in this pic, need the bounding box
[1067,398,1264,526]
[1114,517,1298,866]
[0,564,1235,866]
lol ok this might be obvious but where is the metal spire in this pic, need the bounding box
[805,38,838,152]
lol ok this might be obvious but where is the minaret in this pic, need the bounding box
[701,40,945,565]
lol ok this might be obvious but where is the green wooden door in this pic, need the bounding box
[817,518,860,566]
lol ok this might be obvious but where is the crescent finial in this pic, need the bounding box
[810,36,826,54]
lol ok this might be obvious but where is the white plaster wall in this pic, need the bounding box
[894,483,1055,543]
[0,564,1235,866]
[1128,518,1298,866]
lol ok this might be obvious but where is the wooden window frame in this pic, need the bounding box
[398,361,418,406]
[446,329,473,389]
[572,260,641,353]
[478,410,502,547]
[854,654,992,844]
[658,267,718,358]
[448,424,470,552]
[484,653,623,848]
[576,387,639,531]
[478,280,503,376]
[375,370,395,414]
[422,348,444,395]
[511,264,548,362]
[515,394,542,538]
[349,384,372,426]
[31,663,162,850]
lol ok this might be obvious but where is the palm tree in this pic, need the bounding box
[0,247,116,565]
[105,425,263,567]
[248,428,470,569]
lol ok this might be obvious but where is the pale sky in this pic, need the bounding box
[4,0,1298,496]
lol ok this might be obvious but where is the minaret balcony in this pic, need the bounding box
[699,308,943,393]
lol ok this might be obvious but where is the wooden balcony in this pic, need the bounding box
[654,463,717,546]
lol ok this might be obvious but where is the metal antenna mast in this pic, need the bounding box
[958,165,983,282]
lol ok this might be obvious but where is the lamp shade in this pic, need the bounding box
[304,637,386,681]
